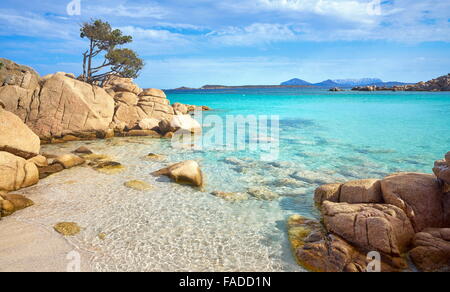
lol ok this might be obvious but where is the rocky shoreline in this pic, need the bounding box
[352,74,450,92]
[1,58,450,272]
[0,58,210,145]
[288,153,450,272]
[0,58,210,221]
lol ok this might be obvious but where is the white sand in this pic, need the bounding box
[0,218,92,272]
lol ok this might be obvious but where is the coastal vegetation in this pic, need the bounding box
[80,19,144,85]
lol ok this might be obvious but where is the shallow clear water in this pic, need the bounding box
[15,88,450,271]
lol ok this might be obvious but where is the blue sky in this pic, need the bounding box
[0,0,449,88]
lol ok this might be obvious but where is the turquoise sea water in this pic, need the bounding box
[168,88,450,214]
[18,88,450,271]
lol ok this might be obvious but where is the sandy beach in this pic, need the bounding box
[0,218,92,272]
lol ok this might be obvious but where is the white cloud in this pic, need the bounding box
[207,23,298,46]
[85,3,168,19]
[0,9,75,39]
[220,0,450,42]
[117,26,197,56]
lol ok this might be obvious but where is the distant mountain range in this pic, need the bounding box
[281,78,410,88]
[170,78,412,91]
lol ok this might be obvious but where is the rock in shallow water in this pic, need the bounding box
[211,191,249,202]
[54,154,85,169]
[152,160,203,187]
[247,187,279,201]
[145,153,166,161]
[290,170,334,185]
[124,180,154,191]
[73,146,93,155]
[54,222,81,236]
[93,161,125,175]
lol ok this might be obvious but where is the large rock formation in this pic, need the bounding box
[410,228,450,272]
[292,152,450,272]
[322,202,414,255]
[0,69,115,140]
[111,86,174,131]
[288,215,407,272]
[0,59,213,142]
[29,73,115,139]
[0,58,41,124]
[0,108,40,158]
[381,173,445,232]
[0,59,207,141]
[0,151,39,191]
[433,153,450,189]
[314,179,383,205]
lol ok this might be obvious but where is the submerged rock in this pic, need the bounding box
[247,187,279,201]
[272,178,307,188]
[152,160,203,187]
[124,180,154,191]
[82,153,110,162]
[211,191,249,202]
[54,222,81,236]
[73,146,93,155]
[93,161,125,175]
[223,157,246,166]
[290,170,334,185]
[145,153,166,161]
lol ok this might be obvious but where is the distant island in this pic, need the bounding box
[170,84,315,90]
[281,78,411,88]
[170,78,411,91]
[352,73,450,92]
